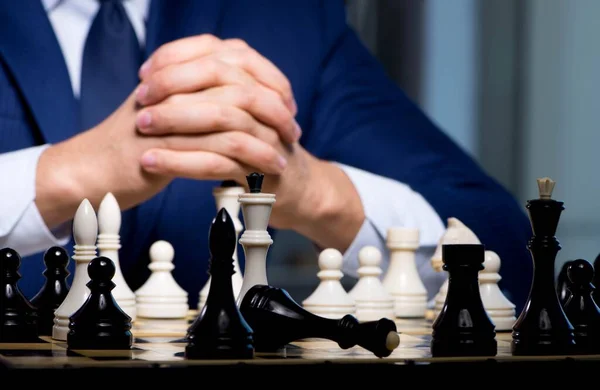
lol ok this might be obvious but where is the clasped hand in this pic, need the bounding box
[135,35,299,179]
[37,34,364,253]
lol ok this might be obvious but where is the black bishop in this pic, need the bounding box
[185,207,255,360]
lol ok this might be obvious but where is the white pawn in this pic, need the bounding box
[302,248,355,319]
[52,198,97,341]
[348,246,395,322]
[382,227,427,318]
[135,241,189,319]
[97,192,137,321]
[480,250,516,331]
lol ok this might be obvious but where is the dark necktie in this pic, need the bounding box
[80,0,143,130]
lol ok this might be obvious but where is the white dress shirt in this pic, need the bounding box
[0,0,446,299]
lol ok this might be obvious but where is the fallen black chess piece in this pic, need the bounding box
[239,284,400,358]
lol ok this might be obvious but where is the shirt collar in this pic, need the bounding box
[41,0,151,20]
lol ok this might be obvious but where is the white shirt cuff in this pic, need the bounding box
[335,163,445,248]
[0,145,71,257]
[335,163,447,298]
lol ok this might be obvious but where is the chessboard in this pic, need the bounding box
[2,310,600,382]
[4,176,600,385]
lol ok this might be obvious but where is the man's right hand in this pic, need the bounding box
[35,92,172,230]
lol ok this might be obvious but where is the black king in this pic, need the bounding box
[511,177,575,355]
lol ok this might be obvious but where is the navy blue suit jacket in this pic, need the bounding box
[0,0,533,311]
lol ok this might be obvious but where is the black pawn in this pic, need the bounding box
[239,285,400,358]
[246,172,264,193]
[511,181,575,355]
[557,260,573,306]
[31,246,71,336]
[430,244,497,357]
[0,248,39,342]
[67,256,132,350]
[563,259,600,354]
[185,207,254,359]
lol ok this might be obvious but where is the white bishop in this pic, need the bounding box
[52,198,97,341]
[135,240,189,319]
[302,248,355,319]
[97,192,137,321]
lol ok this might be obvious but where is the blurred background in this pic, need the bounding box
[269,0,600,300]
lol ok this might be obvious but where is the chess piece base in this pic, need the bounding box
[137,301,188,319]
[354,301,395,322]
[511,333,575,356]
[35,308,57,337]
[52,318,69,341]
[431,334,497,357]
[67,328,132,350]
[572,332,600,355]
[185,338,255,360]
[0,320,38,343]
[393,296,428,318]
[487,308,516,332]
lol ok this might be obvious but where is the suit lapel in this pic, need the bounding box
[0,1,79,144]
[145,0,225,56]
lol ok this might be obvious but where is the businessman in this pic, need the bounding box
[0,0,532,310]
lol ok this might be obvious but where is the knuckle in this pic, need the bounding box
[262,146,280,167]
[236,85,257,108]
[163,94,184,105]
[202,58,223,83]
[226,38,249,49]
[201,155,219,173]
[224,132,246,155]
[151,108,173,133]
[272,105,294,130]
[209,104,229,129]
[155,152,174,173]
[150,44,169,67]
[278,78,293,100]
[199,34,220,46]
[151,72,174,95]
[263,128,280,147]
[238,47,259,69]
